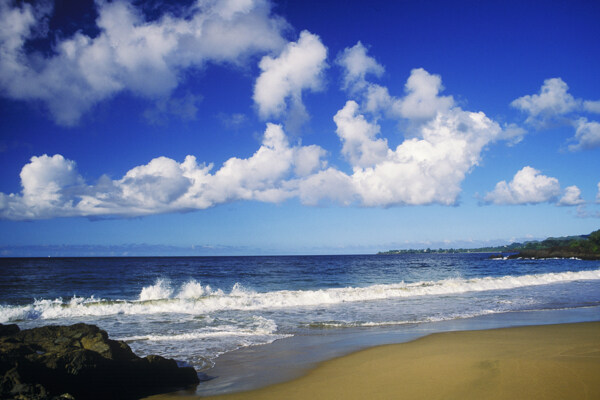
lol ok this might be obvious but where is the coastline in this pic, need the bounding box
[146,320,600,400]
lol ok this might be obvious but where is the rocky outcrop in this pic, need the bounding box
[0,323,199,400]
[506,247,600,260]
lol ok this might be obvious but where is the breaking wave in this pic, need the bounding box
[2,269,599,323]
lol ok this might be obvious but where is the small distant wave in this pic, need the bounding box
[2,269,599,323]
[302,310,499,329]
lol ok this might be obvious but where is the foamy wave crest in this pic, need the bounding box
[139,279,173,301]
[139,278,223,301]
[1,269,599,323]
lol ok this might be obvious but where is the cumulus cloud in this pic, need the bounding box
[337,44,456,123]
[333,101,388,168]
[297,168,356,206]
[298,100,502,207]
[498,123,527,146]
[336,41,384,91]
[557,185,585,206]
[511,78,579,125]
[0,124,327,220]
[348,105,502,206]
[511,78,600,151]
[568,118,600,151]
[328,46,527,207]
[0,57,552,219]
[253,30,327,130]
[0,0,288,125]
[11,154,84,219]
[0,85,509,217]
[335,43,523,164]
[584,100,600,114]
[395,68,454,120]
[484,166,561,205]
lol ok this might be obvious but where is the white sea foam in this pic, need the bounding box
[177,280,223,299]
[139,278,174,301]
[303,310,500,329]
[119,316,286,342]
[113,315,291,371]
[2,269,599,323]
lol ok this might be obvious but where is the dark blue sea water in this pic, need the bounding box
[1,254,600,393]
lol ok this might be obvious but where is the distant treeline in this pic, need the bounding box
[378,230,600,255]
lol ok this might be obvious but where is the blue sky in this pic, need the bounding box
[0,0,599,256]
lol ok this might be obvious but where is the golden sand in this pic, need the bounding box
[146,321,600,400]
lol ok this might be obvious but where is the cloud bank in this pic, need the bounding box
[1,59,518,219]
[0,124,327,220]
[1,29,596,221]
[0,0,289,125]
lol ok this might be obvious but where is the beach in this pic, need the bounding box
[146,321,600,400]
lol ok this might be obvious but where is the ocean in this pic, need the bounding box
[1,254,599,395]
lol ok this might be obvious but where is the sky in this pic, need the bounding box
[0,0,599,256]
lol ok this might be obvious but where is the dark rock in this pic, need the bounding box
[0,323,199,400]
[507,247,600,260]
[0,324,20,337]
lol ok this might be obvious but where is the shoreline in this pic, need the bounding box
[157,306,600,397]
[144,320,600,400]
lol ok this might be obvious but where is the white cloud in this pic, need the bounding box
[362,84,394,115]
[396,68,454,120]
[511,78,600,150]
[0,0,288,125]
[0,57,550,219]
[0,154,82,220]
[298,100,502,207]
[336,41,384,91]
[511,78,579,124]
[0,95,507,218]
[568,118,600,151]
[293,145,327,177]
[253,30,327,125]
[19,154,84,218]
[336,46,524,162]
[337,48,454,122]
[297,168,356,206]
[498,123,527,146]
[0,124,328,220]
[333,101,388,168]
[558,185,585,206]
[584,100,600,114]
[348,106,502,206]
[484,166,561,205]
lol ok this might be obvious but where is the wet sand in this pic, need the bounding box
[146,321,600,400]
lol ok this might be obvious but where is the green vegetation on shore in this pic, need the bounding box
[378,230,600,258]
